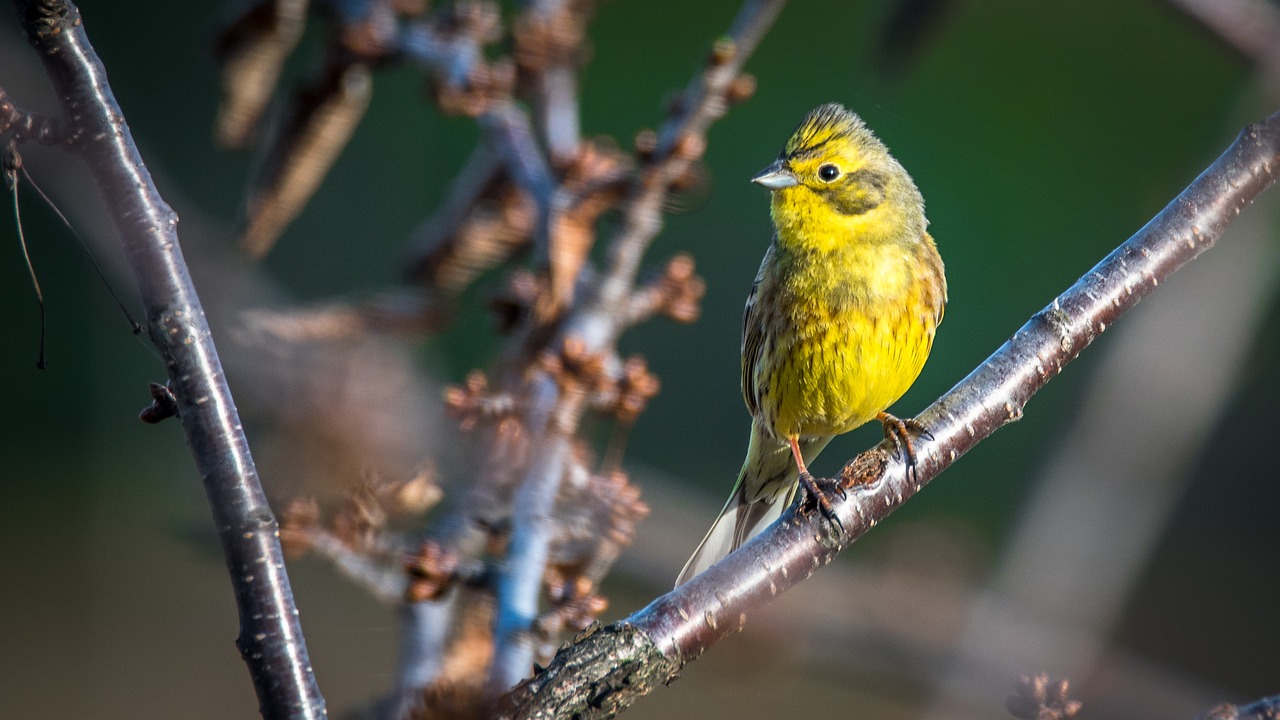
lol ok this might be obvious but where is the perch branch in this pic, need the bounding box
[7,1,325,717]
[497,109,1280,720]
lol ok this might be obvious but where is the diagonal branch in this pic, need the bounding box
[497,110,1280,720]
[7,1,325,717]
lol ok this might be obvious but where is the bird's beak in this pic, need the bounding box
[751,160,798,189]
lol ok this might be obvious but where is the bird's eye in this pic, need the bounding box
[817,164,841,182]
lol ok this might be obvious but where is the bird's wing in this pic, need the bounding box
[741,245,773,418]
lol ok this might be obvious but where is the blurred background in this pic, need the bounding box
[1,0,1278,718]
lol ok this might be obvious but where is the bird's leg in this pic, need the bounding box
[790,436,844,533]
[876,411,930,483]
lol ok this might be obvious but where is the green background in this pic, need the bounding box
[1,1,1277,718]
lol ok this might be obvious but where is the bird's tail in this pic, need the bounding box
[675,421,830,586]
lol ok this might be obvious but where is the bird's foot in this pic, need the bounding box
[876,411,930,483]
[798,471,845,536]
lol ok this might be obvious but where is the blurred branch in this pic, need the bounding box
[1159,0,1280,81]
[5,0,325,717]
[497,110,1280,720]
[403,142,510,286]
[480,101,556,271]
[483,0,784,697]
[1199,695,1280,720]
[0,85,66,143]
[241,60,372,257]
[514,0,594,163]
[214,0,308,148]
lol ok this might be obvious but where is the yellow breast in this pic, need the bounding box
[748,233,944,440]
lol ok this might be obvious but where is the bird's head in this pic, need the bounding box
[753,103,924,250]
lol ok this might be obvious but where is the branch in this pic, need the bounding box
[1159,0,1280,81]
[566,0,779,344]
[497,110,1280,719]
[1199,694,1280,720]
[7,2,325,717]
[484,0,786,695]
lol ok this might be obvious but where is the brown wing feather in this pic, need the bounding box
[740,244,773,418]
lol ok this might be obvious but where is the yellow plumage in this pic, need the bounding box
[677,103,946,585]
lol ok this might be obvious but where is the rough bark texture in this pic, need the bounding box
[496,623,679,720]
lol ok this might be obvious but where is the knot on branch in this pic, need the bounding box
[495,621,677,720]
[1006,673,1082,720]
[838,446,889,490]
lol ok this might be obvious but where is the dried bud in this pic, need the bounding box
[644,253,706,325]
[1006,673,1082,720]
[727,73,757,105]
[279,498,321,559]
[139,381,180,424]
[671,132,706,162]
[634,129,658,161]
[405,540,461,602]
[710,36,736,65]
[445,371,518,430]
[390,469,443,515]
[616,356,660,421]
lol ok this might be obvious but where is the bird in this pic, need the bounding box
[676,102,947,586]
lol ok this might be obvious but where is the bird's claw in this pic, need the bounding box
[877,411,929,483]
[799,471,845,536]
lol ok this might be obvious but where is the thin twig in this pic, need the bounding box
[1198,694,1280,720]
[7,1,326,717]
[497,110,1280,720]
[404,142,507,285]
[566,0,784,345]
[481,101,557,269]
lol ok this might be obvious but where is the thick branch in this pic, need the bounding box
[8,2,326,717]
[498,111,1280,720]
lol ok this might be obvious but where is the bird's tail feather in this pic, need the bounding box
[675,422,830,586]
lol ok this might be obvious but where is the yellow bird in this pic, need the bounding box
[677,103,947,586]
